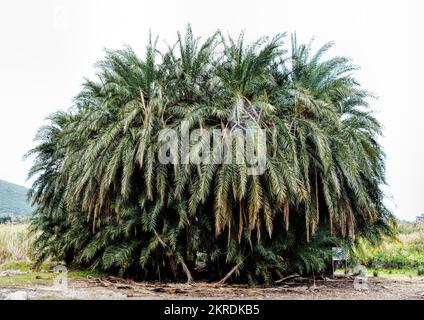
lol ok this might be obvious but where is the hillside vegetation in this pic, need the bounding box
[0,179,32,216]
[357,222,424,273]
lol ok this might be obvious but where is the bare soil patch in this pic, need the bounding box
[1,275,424,300]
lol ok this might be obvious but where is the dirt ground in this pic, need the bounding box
[1,275,424,300]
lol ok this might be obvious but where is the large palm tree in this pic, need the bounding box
[27,26,394,284]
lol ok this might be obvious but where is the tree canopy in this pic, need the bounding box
[27,26,395,284]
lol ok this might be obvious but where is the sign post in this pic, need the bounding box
[331,247,347,277]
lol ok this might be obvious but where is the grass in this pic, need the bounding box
[366,268,421,278]
[0,260,55,272]
[0,224,105,288]
[337,267,422,278]
[0,260,105,287]
[0,272,56,286]
[0,269,105,287]
[68,269,106,278]
[355,222,424,271]
[0,223,32,265]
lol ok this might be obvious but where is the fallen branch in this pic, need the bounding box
[86,275,135,290]
[274,274,301,284]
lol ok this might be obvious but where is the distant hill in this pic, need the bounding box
[0,179,33,216]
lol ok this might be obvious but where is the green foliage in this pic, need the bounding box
[27,26,394,283]
[356,222,424,269]
[0,216,12,224]
[0,179,33,216]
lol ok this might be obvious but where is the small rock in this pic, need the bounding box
[4,291,28,300]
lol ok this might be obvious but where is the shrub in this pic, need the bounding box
[355,222,424,271]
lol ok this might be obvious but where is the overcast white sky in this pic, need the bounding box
[0,0,423,220]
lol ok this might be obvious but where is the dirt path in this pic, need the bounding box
[1,276,424,300]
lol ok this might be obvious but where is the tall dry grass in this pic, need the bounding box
[0,224,32,264]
